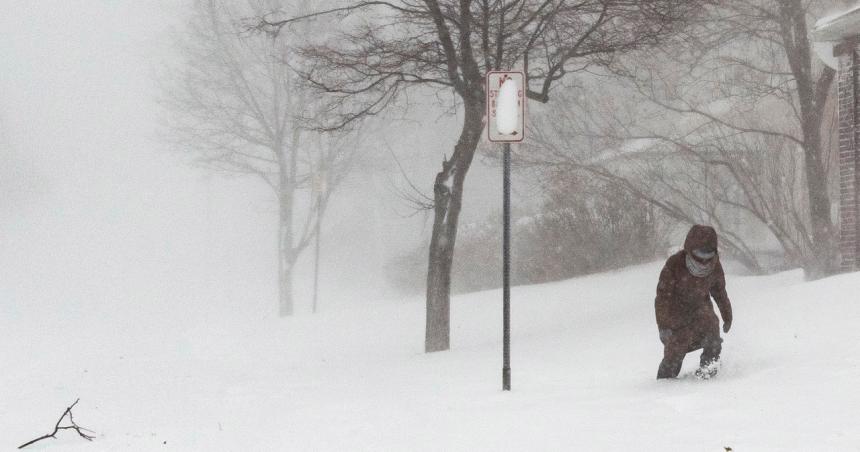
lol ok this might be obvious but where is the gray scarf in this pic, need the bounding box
[686,253,715,278]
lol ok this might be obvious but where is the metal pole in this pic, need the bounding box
[503,141,511,391]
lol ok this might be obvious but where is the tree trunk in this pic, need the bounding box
[278,149,297,316]
[278,256,294,316]
[278,191,295,316]
[799,78,836,278]
[800,75,837,278]
[802,136,836,279]
[425,101,484,353]
[776,0,837,278]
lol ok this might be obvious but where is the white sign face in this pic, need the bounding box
[487,71,525,142]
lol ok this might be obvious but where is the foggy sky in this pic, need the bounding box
[0,0,513,318]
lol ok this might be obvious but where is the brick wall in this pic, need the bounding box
[837,41,860,272]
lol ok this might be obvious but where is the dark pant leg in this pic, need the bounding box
[699,335,722,367]
[697,314,722,367]
[657,350,684,379]
[657,329,693,379]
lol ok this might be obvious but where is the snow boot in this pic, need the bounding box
[695,359,720,380]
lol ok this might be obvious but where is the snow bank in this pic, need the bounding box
[3,263,859,450]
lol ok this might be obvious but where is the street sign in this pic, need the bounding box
[487,70,524,391]
[487,71,525,143]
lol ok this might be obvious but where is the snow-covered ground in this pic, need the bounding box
[4,262,860,451]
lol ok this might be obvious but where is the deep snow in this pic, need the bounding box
[3,262,860,451]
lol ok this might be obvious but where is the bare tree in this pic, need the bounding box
[527,106,795,273]
[255,0,700,351]
[524,0,842,278]
[161,0,354,315]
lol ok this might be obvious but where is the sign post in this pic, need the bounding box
[487,71,525,392]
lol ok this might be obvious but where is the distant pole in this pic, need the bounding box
[502,141,512,391]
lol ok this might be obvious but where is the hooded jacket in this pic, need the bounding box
[654,225,732,332]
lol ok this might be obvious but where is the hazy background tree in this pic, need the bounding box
[160,0,355,315]
[256,0,703,352]
[523,0,845,278]
[387,172,667,294]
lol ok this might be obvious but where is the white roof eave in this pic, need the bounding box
[813,5,860,42]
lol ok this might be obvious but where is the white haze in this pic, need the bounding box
[0,0,511,318]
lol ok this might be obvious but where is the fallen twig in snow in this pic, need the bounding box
[18,399,95,449]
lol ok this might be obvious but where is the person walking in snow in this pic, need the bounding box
[654,225,733,379]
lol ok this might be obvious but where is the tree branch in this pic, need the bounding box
[19,399,94,449]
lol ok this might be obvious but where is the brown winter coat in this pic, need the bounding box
[654,225,732,377]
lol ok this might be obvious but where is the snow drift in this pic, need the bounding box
[3,262,859,450]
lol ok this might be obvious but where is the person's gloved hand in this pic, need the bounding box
[659,329,672,343]
[723,319,732,333]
